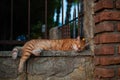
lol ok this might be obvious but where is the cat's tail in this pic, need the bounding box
[12,46,22,59]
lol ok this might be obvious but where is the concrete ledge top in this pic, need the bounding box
[0,50,93,57]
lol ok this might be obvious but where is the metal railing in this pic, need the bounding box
[0,0,84,51]
[59,13,84,39]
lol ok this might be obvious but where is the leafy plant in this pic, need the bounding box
[31,21,43,39]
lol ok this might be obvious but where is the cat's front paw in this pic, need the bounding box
[12,48,18,59]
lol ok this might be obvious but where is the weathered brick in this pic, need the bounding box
[94,0,120,80]
[94,0,99,2]
[94,0,113,12]
[118,45,120,54]
[95,33,120,44]
[99,56,120,66]
[118,68,120,76]
[95,11,120,23]
[94,56,120,66]
[94,45,114,55]
[95,67,114,78]
[116,0,120,9]
[94,57,100,66]
[95,21,114,33]
[117,22,120,31]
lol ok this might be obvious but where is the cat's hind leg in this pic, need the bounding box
[32,48,43,56]
[18,52,31,73]
[18,49,43,72]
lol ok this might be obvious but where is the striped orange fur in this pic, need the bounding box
[12,36,85,73]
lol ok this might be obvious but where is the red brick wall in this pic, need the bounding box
[94,0,120,79]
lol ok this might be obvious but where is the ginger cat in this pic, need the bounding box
[12,36,85,73]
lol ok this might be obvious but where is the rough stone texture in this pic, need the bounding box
[83,0,94,53]
[0,51,93,80]
[27,57,93,80]
[0,58,18,78]
[0,58,26,80]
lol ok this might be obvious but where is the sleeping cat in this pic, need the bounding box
[12,36,85,73]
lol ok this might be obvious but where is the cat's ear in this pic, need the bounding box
[76,36,80,40]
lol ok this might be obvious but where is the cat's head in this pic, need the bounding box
[72,36,86,52]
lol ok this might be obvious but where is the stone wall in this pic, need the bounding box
[0,50,93,80]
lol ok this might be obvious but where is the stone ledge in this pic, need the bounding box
[0,50,93,57]
[0,50,94,80]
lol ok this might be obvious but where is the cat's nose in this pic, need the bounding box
[77,49,81,52]
[77,51,81,53]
